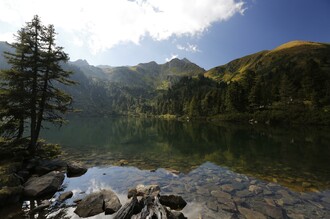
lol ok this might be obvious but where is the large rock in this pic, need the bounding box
[67,162,87,177]
[0,186,23,206]
[34,159,67,175]
[159,195,187,210]
[74,189,121,218]
[23,171,64,198]
[135,184,160,197]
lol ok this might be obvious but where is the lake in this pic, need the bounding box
[24,117,330,218]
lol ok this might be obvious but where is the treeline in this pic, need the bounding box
[151,60,330,124]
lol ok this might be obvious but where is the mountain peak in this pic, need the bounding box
[182,58,192,63]
[273,40,325,52]
[72,59,90,66]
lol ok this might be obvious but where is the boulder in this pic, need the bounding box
[58,191,73,202]
[0,186,23,206]
[34,159,67,175]
[74,189,121,218]
[67,162,87,177]
[23,171,64,198]
[159,195,187,210]
[136,184,160,197]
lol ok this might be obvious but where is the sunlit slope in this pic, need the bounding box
[205,41,330,82]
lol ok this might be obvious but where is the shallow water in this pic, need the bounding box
[9,117,330,218]
[42,117,330,192]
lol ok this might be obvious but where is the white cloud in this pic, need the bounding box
[177,43,201,53]
[0,32,15,43]
[0,0,245,54]
[165,54,178,62]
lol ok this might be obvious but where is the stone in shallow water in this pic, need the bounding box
[235,189,253,198]
[248,185,263,195]
[196,186,210,196]
[74,189,121,217]
[238,206,267,219]
[66,162,87,177]
[211,190,231,200]
[23,171,64,198]
[252,201,289,219]
[159,195,187,210]
[58,191,73,202]
[206,201,218,212]
[220,184,235,193]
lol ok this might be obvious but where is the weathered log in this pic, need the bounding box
[132,196,168,219]
[114,195,139,219]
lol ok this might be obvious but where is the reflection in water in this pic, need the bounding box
[42,117,330,191]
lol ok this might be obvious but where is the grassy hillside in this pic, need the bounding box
[205,40,330,83]
[157,41,330,125]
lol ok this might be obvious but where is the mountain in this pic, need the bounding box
[99,58,205,89]
[70,59,109,80]
[205,40,330,82]
[156,41,330,124]
[1,40,330,124]
[0,41,14,69]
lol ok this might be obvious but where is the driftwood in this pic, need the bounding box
[115,184,187,219]
[114,195,143,219]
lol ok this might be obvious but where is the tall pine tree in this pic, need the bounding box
[0,15,75,154]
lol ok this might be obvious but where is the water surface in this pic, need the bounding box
[42,117,330,192]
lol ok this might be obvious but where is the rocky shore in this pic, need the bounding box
[1,159,330,218]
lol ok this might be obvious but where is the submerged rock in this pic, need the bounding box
[160,195,187,210]
[67,162,87,177]
[23,171,64,198]
[58,191,73,202]
[74,189,121,218]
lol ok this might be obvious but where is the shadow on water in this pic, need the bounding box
[42,117,330,191]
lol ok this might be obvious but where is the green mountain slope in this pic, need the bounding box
[156,41,330,124]
[205,40,330,82]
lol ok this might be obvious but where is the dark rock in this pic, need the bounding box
[67,162,87,177]
[159,195,187,210]
[23,171,64,198]
[34,159,67,175]
[74,189,121,217]
[17,170,30,181]
[29,200,51,214]
[58,191,73,202]
[0,186,23,206]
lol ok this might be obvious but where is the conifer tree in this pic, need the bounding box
[0,15,75,154]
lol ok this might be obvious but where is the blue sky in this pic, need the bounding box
[0,0,329,69]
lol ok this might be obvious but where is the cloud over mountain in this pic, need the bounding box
[0,0,245,54]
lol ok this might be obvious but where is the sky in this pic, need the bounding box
[0,0,329,70]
